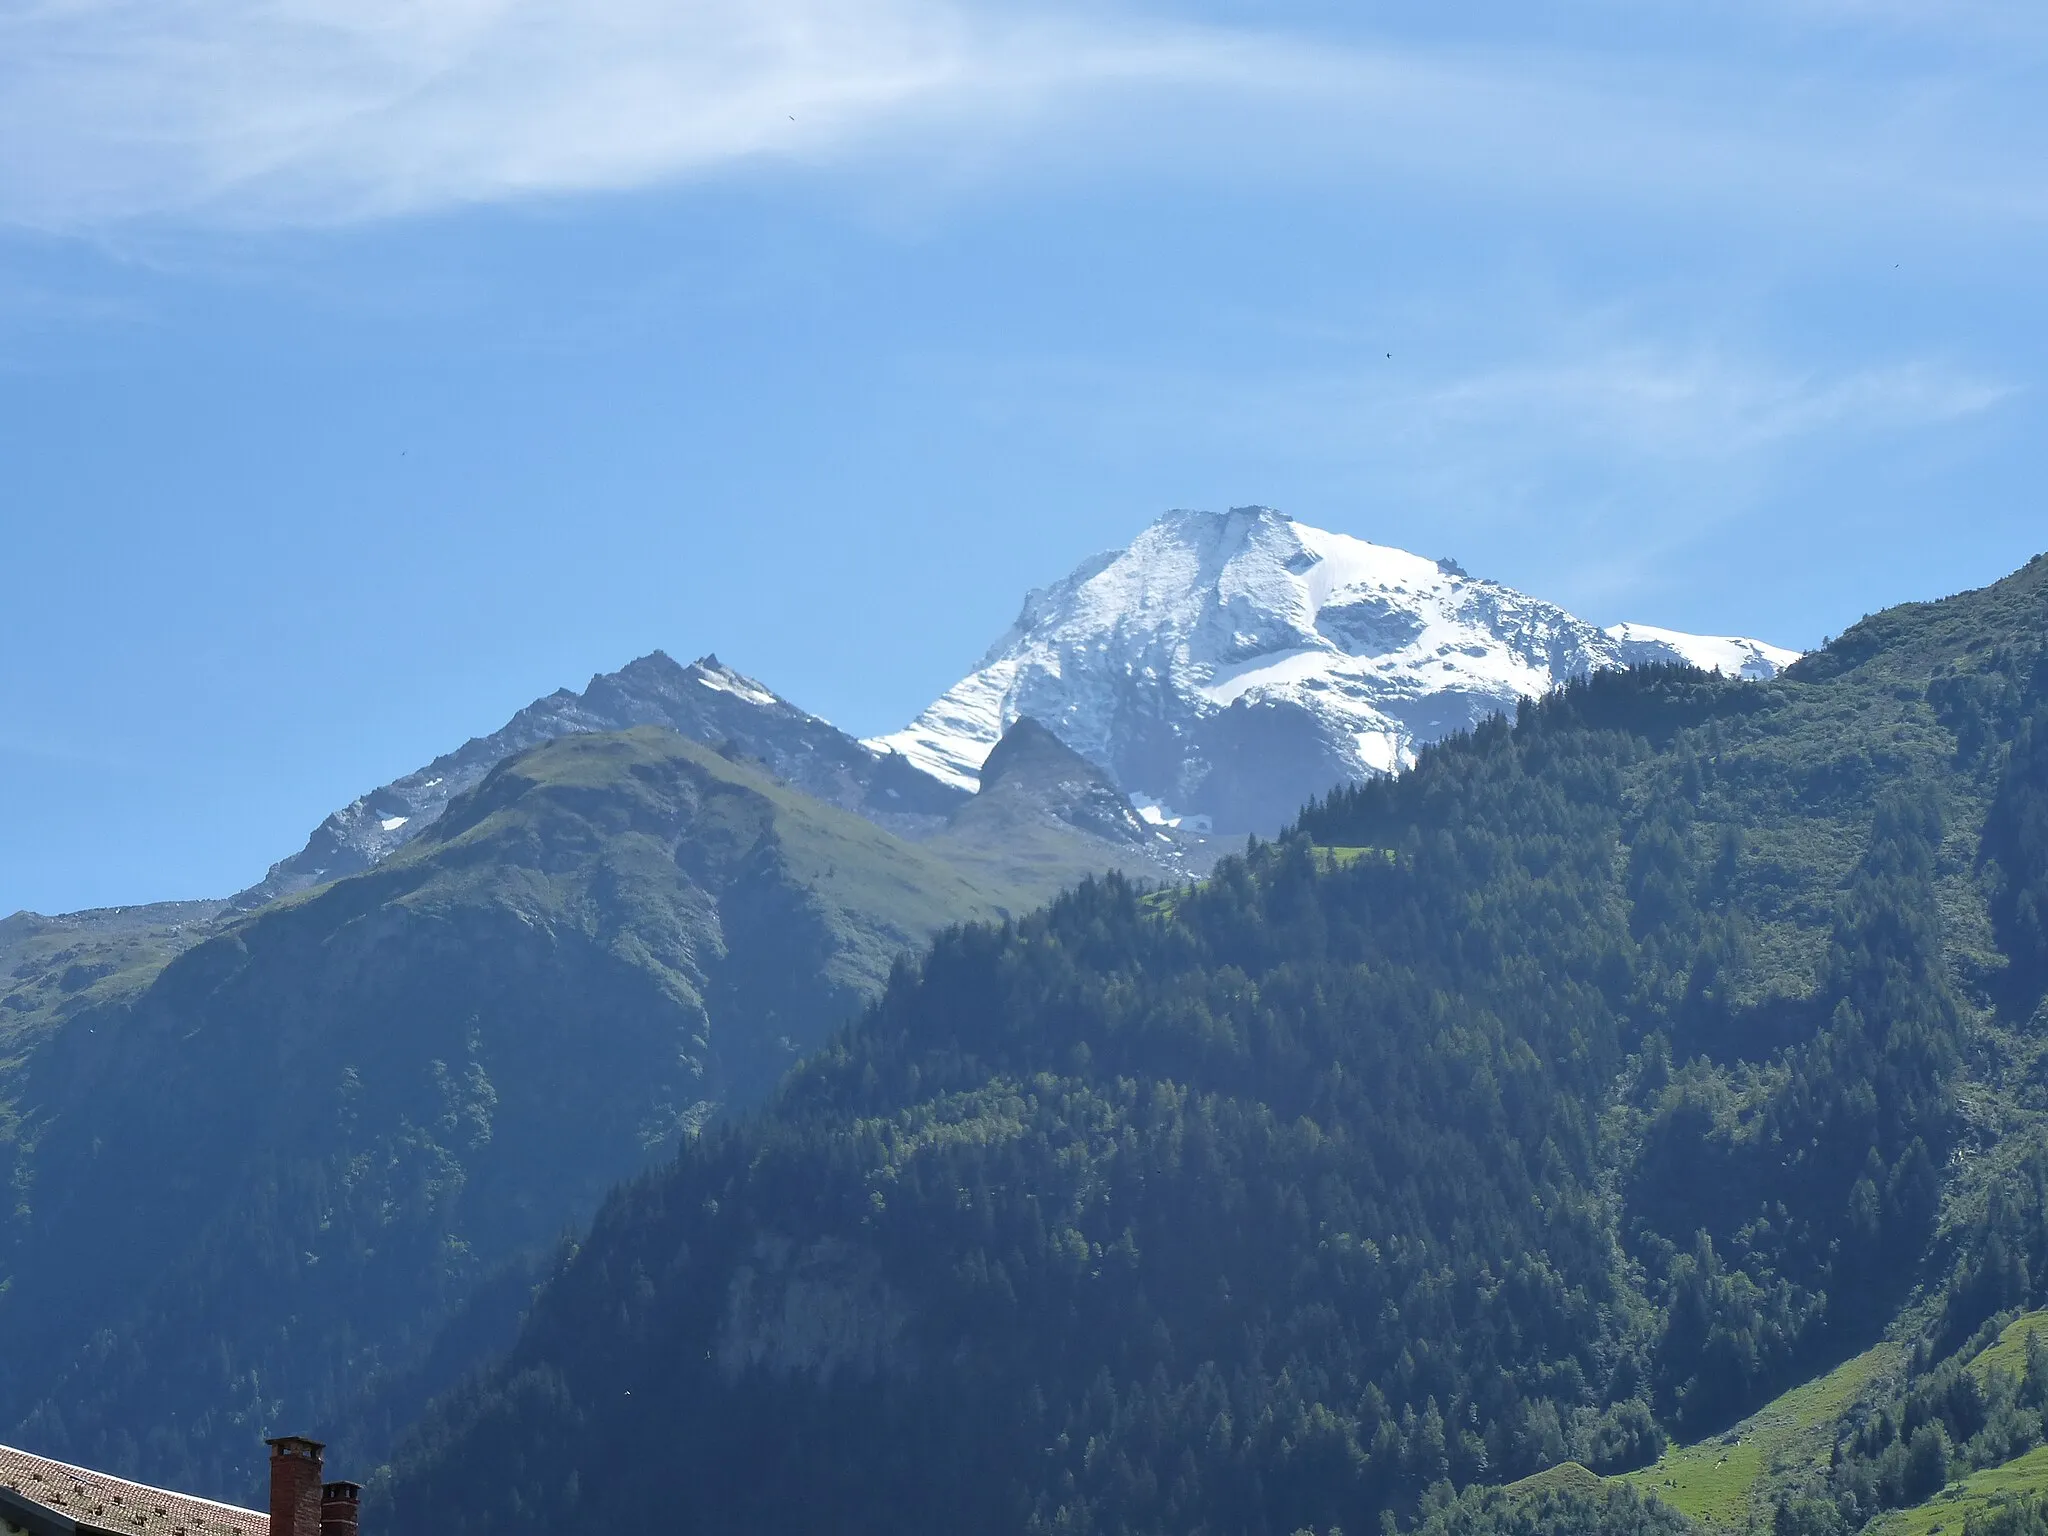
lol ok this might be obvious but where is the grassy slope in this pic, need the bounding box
[368,726,1041,1105]
[1506,1462,1609,1498]
[1971,1312,2048,1385]
[0,902,227,1229]
[920,812,1165,905]
[1874,1443,2048,1536]
[0,729,1036,1227]
[0,901,224,1052]
[0,725,1108,1084]
[1618,1346,1905,1527]
[397,726,1027,996]
[1592,1312,2048,1532]
[1847,1314,2048,1536]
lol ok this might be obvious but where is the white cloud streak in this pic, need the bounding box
[0,0,989,225]
[1423,353,2016,463]
[968,342,2013,471]
[0,0,2043,231]
[926,337,2014,600]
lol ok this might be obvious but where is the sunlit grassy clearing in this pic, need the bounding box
[1617,1344,1905,1527]
[1874,1443,2048,1536]
[1970,1311,2048,1387]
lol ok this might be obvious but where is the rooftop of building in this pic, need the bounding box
[0,1443,266,1536]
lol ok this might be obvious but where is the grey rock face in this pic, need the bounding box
[716,1234,915,1384]
[974,717,1156,848]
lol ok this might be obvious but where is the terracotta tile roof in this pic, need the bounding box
[0,1444,266,1536]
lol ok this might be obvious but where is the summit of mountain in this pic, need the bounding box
[915,716,1217,896]
[870,506,1798,833]
[236,651,968,908]
[974,716,1155,846]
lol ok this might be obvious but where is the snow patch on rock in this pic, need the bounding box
[1603,622,1799,681]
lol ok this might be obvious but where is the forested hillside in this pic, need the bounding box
[0,729,1028,1499]
[380,554,2048,1536]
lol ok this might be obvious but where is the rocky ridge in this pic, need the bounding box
[237,652,966,907]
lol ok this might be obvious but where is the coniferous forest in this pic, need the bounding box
[370,556,2048,1535]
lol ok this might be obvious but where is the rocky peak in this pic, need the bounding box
[974,717,1154,847]
[237,652,966,907]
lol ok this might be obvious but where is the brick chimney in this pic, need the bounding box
[266,1437,325,1536]
[320,1482,360,1536]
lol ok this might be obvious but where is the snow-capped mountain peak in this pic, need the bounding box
[869,507,1797,834]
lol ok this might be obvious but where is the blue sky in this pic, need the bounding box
[3,0,2045,914]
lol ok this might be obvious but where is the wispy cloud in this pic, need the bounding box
[924,328,2014,614]
[1424,352,2016,463]
[0,1,1294,228]
[1394,349,2017,604]
[1,1,2044,232]
[0,0,992,226]
[962,339,2014,474]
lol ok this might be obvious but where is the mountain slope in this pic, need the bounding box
[0,728,1021,1502]
[0,900,225,1044]
[382,554,2045,1536]
[240,652,966,907]
[919,717,1217,896]
[871,507,1796,833]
